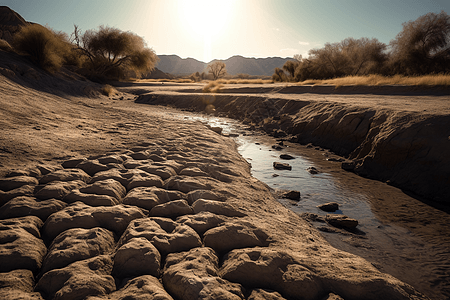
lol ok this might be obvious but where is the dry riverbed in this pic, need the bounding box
[0,55,447,299]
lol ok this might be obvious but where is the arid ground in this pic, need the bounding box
[1,52,449,300]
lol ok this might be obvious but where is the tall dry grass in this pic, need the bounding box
[298,74,450,86]
[202,81,224,93]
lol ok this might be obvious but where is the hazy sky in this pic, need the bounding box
[4,0,450,62]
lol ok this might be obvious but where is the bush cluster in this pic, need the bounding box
[276,11,450,82]
[10,23,158,80]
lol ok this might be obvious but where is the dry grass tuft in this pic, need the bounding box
[297,74,450,86]
[202,81,224,93]
[102,84,118,97]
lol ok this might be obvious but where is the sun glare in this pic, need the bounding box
[179,0,235,62]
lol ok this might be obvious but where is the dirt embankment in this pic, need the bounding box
[136,88,450,204]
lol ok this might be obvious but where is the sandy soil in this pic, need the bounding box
[0,55,446,299]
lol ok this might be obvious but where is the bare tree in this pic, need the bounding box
[207,61,227,80]
[389,11,450,74]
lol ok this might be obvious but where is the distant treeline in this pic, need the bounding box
[273,11,450,82]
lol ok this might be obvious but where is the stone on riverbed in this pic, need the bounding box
[282,190,301,200]
[325,214,358,228]
[273,162,292,170]
[317,202,340,212]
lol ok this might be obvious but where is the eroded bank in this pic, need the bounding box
[136,88,450,204]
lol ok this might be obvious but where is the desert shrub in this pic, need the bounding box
[0,39,13,52]
[101,84,118,96]
[74,25,158,80]
[202,81,223,93]
[389,11,450,75]
[272,67,287,82]
[282,60,299,80]
[13,24,73,72]
[293,37,387,81]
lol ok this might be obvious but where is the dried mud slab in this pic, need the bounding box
[35,255,115,300]
[163,247,245,300]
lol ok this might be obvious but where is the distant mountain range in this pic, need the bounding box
[156,55,292,77]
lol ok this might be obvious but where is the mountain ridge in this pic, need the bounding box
[156,54,292,76]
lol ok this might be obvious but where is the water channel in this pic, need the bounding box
[172,111,450,300]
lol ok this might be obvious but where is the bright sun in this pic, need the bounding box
[179,0,235,62]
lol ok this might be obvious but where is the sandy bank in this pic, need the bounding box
[136,89,450,204]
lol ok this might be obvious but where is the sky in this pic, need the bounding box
[3,0,450,63]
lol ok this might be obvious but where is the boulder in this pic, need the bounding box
[204,221,269,254]
[123,186,185,210]
[35,255,115,300]
[87,275,173,300]
[40,227,115,275]
[0,196,66,221]
[325,214,358,229]
[273,162,292,171]
[0,176,38,192]
[35,180,87,200]
[43,202,146,240]
[113,237,161,278]
[163,247,245,300]
[79,179,126,201]
[118,217,201,255]
[177,212,228,235]
[150,199,193,218]
[39,169,90,184]
[0,217,47,273]
[64,190,120,206]
[317,202,339,212]
[220,248,322,300]
[192,199,246,217]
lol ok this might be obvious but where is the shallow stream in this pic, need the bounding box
[175,112,450,300]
